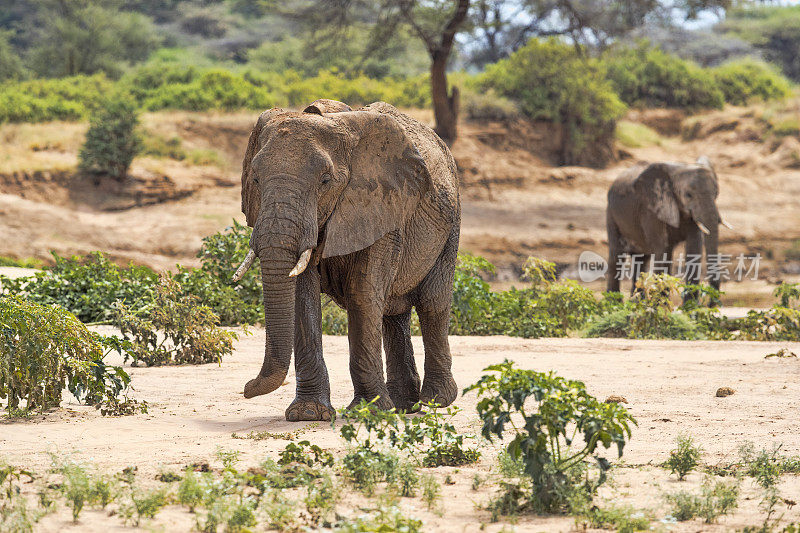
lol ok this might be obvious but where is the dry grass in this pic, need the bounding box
[0,122,86,174]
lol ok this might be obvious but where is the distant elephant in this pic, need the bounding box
[606,156,731,297]
[231,99,460,422]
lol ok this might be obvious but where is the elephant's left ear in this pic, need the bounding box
[322,111,432,258]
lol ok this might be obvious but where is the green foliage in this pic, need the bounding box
[420,474,441,514]
[604,42,725,109]
[711,59,791,106]
[466,360,636,514]
[303,472,338,526]
[339,399,481,468]
[278,440,334,468]
[0,252,157,323]
[666,435,703,480]
[111,277,237,366]
[0,74,112,123]
[615,120,662,148]
[79,96,142,181]
[27,1,161,78]
[335,503,423,532]
[720,5,800,82]
[0,30,25,82]
[120,486,169,526]
[50,457,120,522]
[572,503,651,532]
[482,38,626,167]
[0,461,39,532]
[451,254,603,338]
[665,477,739,523]
[0,296,139,413]
[0,257,43,269]
[461,87,522,121]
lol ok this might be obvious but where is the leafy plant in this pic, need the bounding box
[665,477,739,523]
[79,95,142,181]
[466,360,636,513]
[0,295,140,413]
[111,276,237,366]
[335,503,423,532]
[420,474,441,514]
[278,440,334,468]
[120,486,168,526]
[0,252,157,323]
[666,435,703,481]
[340,399,480,468]
[482,38,626,167]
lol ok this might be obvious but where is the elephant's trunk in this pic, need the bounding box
[243,180,317,399]
[243,247,297,398]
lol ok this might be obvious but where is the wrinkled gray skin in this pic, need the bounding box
[606,157,724,298]
[238,99,460,422]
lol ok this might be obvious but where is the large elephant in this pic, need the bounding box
[232,99,460,422]
[606,156,731,296]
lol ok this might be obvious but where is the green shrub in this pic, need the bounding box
[339,399,480,469]
[466,361,636,514]
[0,75,111,123]
[79,96,142,180]
[111,277,237,366]
[666,435,703,480]
[0,296,138,413]
[482,38,626,166]
[615,120,662,148]
[603,43,725,109]
[665,477,739,523]
[0,252,158,323]
[712,58,791,106]
[460,87,522,121]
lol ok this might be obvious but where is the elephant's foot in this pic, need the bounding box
[345,393,394,412]
[419,373,458,407]
[285,396,335,422]
[387,379,421,412]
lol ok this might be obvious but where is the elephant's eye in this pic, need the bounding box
[253,177,259,185]
[320,172,332,185]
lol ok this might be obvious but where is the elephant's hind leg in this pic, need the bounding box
[415,227,458,407]
[383,311,421,412]
[285,267,335,422]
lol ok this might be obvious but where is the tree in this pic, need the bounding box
[719,4,800,81]
[467,0,738,68]
[79,97,142,181]
[0,30,25,81]
[27,0,161,78]
[295,0,471,142]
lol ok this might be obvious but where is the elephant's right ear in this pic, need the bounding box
[634,163,680,228]
[241,108,287,226]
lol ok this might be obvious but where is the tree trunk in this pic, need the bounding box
[431,51,459,143]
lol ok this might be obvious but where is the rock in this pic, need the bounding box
[715,387,735,397]
[605,395,628,404]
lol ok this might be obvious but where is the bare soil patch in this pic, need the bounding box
[2,333,800,531]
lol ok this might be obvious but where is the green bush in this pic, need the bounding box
[603,43,725,109]
[482,38,626,167]
[111,277,237,366]
[0,75,111,123]
[466,361,636,514]
[711,58,791,106]
[79,96,142,180]
[0,252,158,323]
[0,295,139,413]
[666,435,703,481]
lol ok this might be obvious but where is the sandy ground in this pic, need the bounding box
[3,331,800,531]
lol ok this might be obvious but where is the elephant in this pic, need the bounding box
[231,98,460,422]
[606,156,732,297]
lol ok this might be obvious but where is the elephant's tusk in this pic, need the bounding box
[721,219,734,230]
[289,249,313,277]
[232,249,256,283]
[696,221,711,235]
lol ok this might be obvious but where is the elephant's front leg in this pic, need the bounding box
[347,302,393,410]
[344,237,399,411]
[285,266,335,422]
